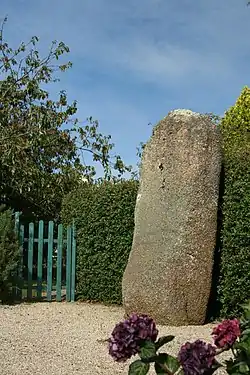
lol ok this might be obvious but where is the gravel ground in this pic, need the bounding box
[0,302,230,375]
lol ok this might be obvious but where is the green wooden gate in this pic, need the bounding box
[14,212,76,302]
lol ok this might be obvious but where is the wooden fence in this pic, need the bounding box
[14,212,76,302]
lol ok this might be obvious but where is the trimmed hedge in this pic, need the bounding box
[61,180,138,304]
[218,87,250,318]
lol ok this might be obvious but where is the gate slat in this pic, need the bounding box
[14,212,21,299]
[37,220,44,300]
[56,224,63,302]
[28,223,34,300]
[47,221,54,301]
[19,224,24,300]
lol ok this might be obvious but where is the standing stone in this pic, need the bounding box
[122,109,221,326]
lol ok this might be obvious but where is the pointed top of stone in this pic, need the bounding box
[167,109,202,118]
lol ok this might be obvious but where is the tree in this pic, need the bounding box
[0,17,131,220]
[204,112,221,126]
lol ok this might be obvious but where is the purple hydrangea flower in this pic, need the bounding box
[178,339,216,375]
[108,313,158,362]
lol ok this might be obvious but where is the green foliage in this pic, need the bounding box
[61,180,138,304]
[110,304,250,375]
[225,301,250,374]
[0,17,131,220]
[218,86,250,318]
[0,206,20,302]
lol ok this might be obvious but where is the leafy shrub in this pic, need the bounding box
[218,87,250,318]
[0,206,20,302]
[61,180,138,304]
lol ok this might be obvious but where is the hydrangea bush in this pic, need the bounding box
[108,301,250,375]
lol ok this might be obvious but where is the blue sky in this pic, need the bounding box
[1,0,250,175]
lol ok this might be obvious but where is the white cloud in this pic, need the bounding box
[2,0,250,88]
[1,0,250,170]
[90,37,232,86]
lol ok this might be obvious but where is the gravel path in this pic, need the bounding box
[0,302,230,375]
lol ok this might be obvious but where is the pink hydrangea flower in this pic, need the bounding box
[212,319,240,349]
